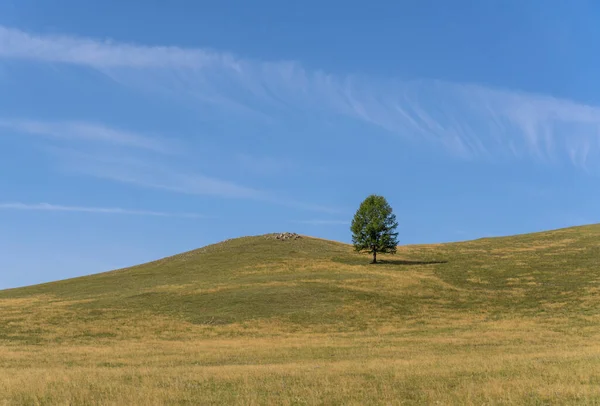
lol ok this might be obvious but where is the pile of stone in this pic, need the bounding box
[271,232,301,241]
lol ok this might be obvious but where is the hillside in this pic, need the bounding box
[1,226,600,404]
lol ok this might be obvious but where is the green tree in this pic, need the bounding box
[351,195,399,264]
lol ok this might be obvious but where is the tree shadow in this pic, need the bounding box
[332,257,447,266]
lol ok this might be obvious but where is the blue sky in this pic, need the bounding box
[2,0,600,289]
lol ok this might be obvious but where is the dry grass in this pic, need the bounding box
[2,327,600,405]
[2,226,600,404]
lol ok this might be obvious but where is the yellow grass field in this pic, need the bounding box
[1,227,600,405]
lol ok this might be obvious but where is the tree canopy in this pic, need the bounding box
[350,195,399,264]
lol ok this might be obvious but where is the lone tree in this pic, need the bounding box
[351,195,399,264]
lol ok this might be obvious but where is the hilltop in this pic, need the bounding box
[1,225,600,404]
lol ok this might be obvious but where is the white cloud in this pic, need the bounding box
[52,147,263,199]
[89,164,263,199]
[0,119,172,153]
[84,161,343,213]
[0,202,204,218]
[0,26,232,68]
[3,25,600,169]
[51,147,342,213]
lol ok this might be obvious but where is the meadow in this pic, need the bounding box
[1,226,600,405]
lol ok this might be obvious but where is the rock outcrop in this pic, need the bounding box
[268,232,301,241]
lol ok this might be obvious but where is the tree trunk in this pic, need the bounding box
[371,250,377,264]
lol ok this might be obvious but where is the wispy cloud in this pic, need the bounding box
[3,25,600,169]
[0,119,172,153]
[0,202,204,218]
[51,147,342,213]
[54,148,264,199]
[0,26,230,68]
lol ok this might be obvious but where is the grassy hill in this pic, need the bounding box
[1,226,600,404]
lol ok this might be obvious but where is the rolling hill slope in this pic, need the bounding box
[1,226,600,404]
